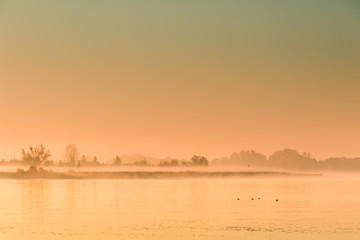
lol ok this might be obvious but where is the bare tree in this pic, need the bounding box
[64,144,80,166]
[21,145,51,169]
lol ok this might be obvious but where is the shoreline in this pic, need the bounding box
[0,171,323,179]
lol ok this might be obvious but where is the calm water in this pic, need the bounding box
[1,177,360,239]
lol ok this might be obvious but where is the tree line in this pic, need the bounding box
[212,149,360,171]
[1,145,360,171]
[0,144,209,170]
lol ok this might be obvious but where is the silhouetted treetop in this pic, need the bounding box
[114,155,122,166]
[191,155,209,166]
[21,145,51,168]
[269,148,317,170]
[159,159,179,167]
[64,144,80,166]
[213,150,267,166]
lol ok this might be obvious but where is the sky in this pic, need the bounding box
[1,0,360,162]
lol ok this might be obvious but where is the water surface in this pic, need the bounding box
[1,177,359,239]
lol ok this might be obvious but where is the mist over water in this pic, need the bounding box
[0,177,360,240]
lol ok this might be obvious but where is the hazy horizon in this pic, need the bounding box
[3,145,360,164]
[1,0,360,162]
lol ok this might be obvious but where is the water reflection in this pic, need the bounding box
[0,178,359,240]
[66,180,77,216]
[21,180,50,223]
[190,181,208,214]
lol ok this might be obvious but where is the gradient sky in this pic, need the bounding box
[1,0,360,161]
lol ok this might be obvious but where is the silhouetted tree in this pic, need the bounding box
[268,148,317,170]
[64,144,80,166]
[114,155,122,166]
[191,155,209,166]
[134,159,150,166]
[181,160,191,166]
[21,145,51,170]
[159,159,179,167]
[92,156,100,165]
[319,157,360,171]
[81,155,87,165]
[213,150,267,166]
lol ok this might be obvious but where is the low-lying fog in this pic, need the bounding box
[2,165,360,179]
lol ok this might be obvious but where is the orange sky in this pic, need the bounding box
[1,1,360,161]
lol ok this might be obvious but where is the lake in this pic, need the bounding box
[1,176,360,239]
